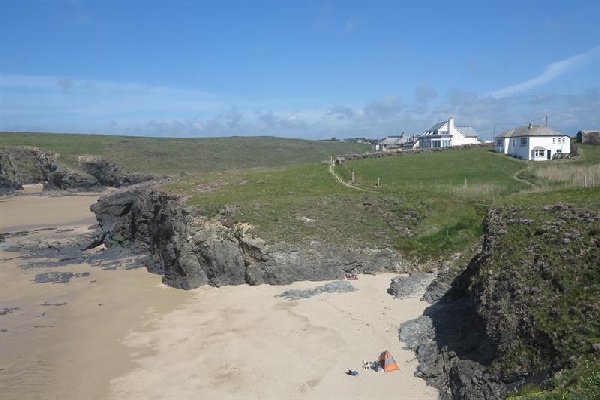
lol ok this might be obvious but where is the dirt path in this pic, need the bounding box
[328,162,374,192]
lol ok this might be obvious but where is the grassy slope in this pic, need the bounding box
[165,143,599,399]
[0,132,370,174]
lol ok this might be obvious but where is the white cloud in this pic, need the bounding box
[414,81,437,102]
[1,72,598,140]
[489,46,600,98]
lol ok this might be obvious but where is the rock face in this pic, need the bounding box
[91,184,408,289]
[44,168,104,192]
[0,146,155,193]
[400,203,600,399]
[77,155,156,187]
[0,147,57,193]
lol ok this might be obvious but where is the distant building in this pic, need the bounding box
[417,117,479,148]
[576,130,600,144]
[495,124,570,161]
[375,134,409,151]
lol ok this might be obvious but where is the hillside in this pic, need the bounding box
[0,132,371,175]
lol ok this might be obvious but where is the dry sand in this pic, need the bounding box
[0,188,437,399]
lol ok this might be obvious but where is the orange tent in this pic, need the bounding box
[378,350,400,372]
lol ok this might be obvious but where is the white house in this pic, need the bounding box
[495,124,570,161]
[417,117,479,148]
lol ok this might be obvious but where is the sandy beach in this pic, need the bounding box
[0,188,437,399]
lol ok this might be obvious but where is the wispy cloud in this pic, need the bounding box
[1,73,598,139]
[489,46,600,99]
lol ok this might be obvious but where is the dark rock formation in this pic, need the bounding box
[44,168,104,192]
[77,155,156,187]
[0,146,156,194]
[0,307,20,316]
[0,146,56,193]
[90,184,410,289]
[400,203,600,399]
[276,280,355,300]
[387,272,435,299]
[34,271,90,283]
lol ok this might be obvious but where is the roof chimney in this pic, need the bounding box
[448,116,455,132]
[528,123,532,129]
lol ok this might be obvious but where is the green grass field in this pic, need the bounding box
[0,132,370,174]
[2,132,599,262]
[163,143,600,262]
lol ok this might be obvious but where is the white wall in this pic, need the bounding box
[495,137,510,154]
[506,136,570,161]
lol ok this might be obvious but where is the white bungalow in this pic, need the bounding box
[495,124,570,161]
[418,117,479,148]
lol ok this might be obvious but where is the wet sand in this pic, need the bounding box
[0,189,437,399]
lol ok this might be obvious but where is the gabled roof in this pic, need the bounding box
[578,130,600,134]
[455,126,477,138]
[378,136,406,146]
[497,125,565,138]
[495,129,515,138]
[425,121,446,132]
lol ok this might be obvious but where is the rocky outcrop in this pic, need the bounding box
[44,168,104,192]
[0,146,156,194]
[91,184,409,289]
[77,155,156,187]
[0,147,57,193]
[400,202,600,399]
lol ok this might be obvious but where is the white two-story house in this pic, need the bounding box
[495,124,570,161]
[418,117,479,148]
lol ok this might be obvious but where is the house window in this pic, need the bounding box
[552,138,555,144]
[534,150,545,157]
[496,139,502,145]
[520,137,528,146]
[513,139,515,147]
[556,149,562,153]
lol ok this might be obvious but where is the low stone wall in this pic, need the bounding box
[333,143,492,164]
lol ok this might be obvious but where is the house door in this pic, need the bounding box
[547,150,551,160]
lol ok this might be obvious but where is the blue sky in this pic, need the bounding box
[1,0,599,140]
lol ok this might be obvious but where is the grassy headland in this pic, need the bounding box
[0,132,370,174]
